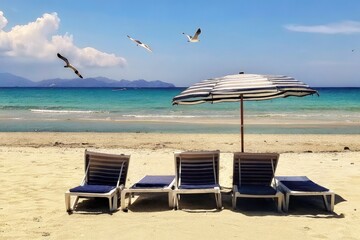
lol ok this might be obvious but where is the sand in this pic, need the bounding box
[1,132,359,239]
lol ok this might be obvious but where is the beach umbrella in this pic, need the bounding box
[172,73,318,152]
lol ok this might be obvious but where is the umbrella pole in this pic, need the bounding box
[240,94,244,152]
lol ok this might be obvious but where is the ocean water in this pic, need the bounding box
[0,87,359,133]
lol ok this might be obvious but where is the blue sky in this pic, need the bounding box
[0,0,359,87]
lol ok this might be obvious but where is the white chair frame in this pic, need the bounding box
[65,150,130,212]
[173,151,222,210]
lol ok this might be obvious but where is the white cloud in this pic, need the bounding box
[0,11,11,51]
[284,21,360,34]
[0,12,126,67]
[0,11,8,30]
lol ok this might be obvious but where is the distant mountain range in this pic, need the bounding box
[0,73,176,88]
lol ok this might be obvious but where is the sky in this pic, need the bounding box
[0,0,360,87]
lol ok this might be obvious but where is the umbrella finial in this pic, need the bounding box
[239,71,244,74]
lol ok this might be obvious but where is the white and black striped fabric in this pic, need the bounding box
[172,74,318,105]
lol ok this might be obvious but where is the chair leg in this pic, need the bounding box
[128,192,132,205]
[174,193,179,210]
[282,195,287,211]
[323,195,330,211]
[324,194,335,212]
[65,192,71,212]
[277,195,282,212]
[284,194,290,212]
[330,194,335,212]
[168,192,174,208]
[108,197,113,211]
[219,192,222,209]
[232,196,237,209]
[121,191,127,210]
[72,196,79,210]
[214,193,219,208]
[216,193,222,209]
[112,194,118,211]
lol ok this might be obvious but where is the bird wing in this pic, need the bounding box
[57,53,69,66]
[127,35,142,45]
[182,33,192,41]
[192,28,201,40]
[68,65,83,78]
[57,53,82,78]
[141,44,152,52]
[128,35,150,51]
[127,35,136,43]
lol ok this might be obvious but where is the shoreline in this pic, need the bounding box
[0,132,359,153]
[0,119,359,134]
[1,116,359,125]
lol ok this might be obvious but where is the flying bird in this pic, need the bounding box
[127,35,152,52]
[182,28,201,42]
[56,53,83,78]
[352,49,355,52]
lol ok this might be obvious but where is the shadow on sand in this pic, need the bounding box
[228,193,346,218]
[277,194,346,218]
[67,192,346,218]
[124,193,174,213]
[67,198,118,215]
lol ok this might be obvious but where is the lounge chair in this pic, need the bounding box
[232,152,283,212]
[65,150,130,212]
[121,175,175,211]
[275,176,335,212]
[173,151,222,210]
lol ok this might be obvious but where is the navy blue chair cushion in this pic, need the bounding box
[69,185,116,193]
[280,180,329,192]
[131,175,175,188]
[237,185,277,195]
[179,184,220,189]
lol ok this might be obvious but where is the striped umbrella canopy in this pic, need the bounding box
[172,73,318,152]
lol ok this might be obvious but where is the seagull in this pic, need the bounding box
[56,53,83,78]
[127,35,152,52]
[182,28,201,42]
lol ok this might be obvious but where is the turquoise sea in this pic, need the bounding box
[0,87,359,134]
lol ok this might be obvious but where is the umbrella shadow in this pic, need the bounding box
[67,197,117,215]
[124,193,174,213]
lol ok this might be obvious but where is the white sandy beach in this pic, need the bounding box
[1,133,360,239]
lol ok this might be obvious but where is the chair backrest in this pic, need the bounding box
[174,151,220,187]
[233,152,279,187]
[84,150,130,187]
